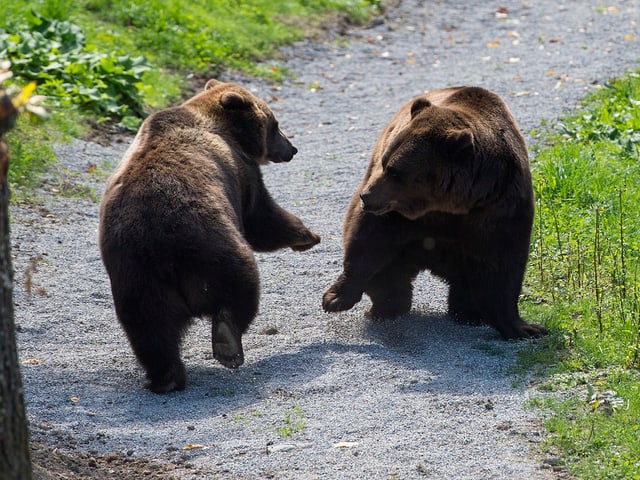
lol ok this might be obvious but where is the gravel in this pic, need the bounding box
[13,1,639,478]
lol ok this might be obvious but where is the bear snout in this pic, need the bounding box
[359,190,370,209]
[271,142,297,163]
[360,190,385,214]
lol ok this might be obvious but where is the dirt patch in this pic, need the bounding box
[31,443,191,480]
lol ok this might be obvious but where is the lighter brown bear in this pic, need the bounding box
[99,80,320,393]
[323,86,546,340]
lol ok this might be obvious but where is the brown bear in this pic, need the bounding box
[99,79,320,393]
[322,86,547,340]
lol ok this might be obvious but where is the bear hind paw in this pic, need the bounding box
[212,319,245,369]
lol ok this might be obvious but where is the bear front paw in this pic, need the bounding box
[499,321,548,340]
[145,362,187,394]
[290,231,321,252]
[322,284,362,312]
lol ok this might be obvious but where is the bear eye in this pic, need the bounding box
[385,166,401,180]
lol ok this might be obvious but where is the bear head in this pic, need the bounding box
[359,97,477,220]
[186,79,297,165]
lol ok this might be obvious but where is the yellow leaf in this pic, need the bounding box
[13,82,36,108]
[70,396,80,404]
[625,35,636,41]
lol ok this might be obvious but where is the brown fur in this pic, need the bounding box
[99,80,320,393]
[323,86,546,340]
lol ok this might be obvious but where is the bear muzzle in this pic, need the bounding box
[360,190,390,215]
[271,143,298,163]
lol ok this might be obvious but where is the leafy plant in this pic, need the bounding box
[276,406,307,438]
[0,11,150,128]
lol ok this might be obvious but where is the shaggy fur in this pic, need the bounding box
[323,86,546,340]
[100,80,320,393]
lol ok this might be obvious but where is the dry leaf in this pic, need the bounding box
[333,441,359,448]
[183,444,212,450]
[70,396,80,404]
[486,40,501,49]
[625,35,636,41]
[495,7,508,18]
[21,358,41,365]
[266,444,296,453]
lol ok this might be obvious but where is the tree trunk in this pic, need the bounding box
[0,94,33,479]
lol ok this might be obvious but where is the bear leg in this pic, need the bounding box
[447,276,485,326]
[116,299,189,394]
[364,263,417,319]
[243,195,320,252]
[463,264,547,339]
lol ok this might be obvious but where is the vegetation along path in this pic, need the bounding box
[12,1,639,478]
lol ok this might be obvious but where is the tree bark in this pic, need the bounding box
[0,93,33,479]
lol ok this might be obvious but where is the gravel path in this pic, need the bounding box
[13,1,639,478]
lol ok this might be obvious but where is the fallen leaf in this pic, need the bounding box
[495,6,508,18]
[608,6,619,13]
[70,396,80,404]
[334,441,359,448]
[546,71,557,76]
[486,40,501,49]
[183,444,212,450]
[625,35,636,41]
[21,358,41,365]
[266,444,296,453]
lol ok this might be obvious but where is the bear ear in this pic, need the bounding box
[205,79,223,90]
[447,129,475,160]
[410,97,432,118]
[220,91,251,110]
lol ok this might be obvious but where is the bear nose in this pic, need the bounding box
[291,145,298,156]
[359,191,370,209]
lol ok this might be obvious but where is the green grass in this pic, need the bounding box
[0,0,380,191]
[521,72,640,479]
[276,405,307,438]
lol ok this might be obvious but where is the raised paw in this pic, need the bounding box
[290,230,321,252]
[322,281,362,312]
[212,319,245,369]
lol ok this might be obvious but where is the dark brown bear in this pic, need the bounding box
[99,80,320,393]
[322,86,546,340]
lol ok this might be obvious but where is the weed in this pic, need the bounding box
[276,405,307,438]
